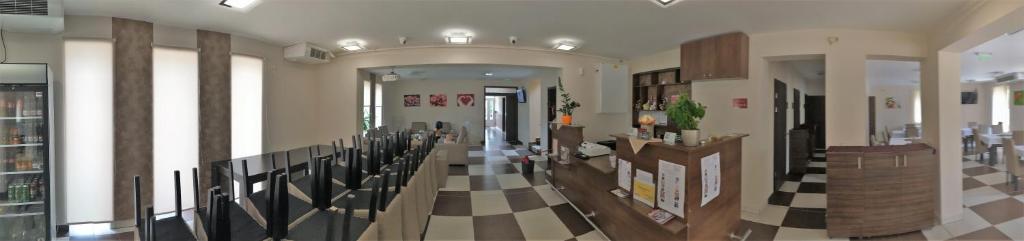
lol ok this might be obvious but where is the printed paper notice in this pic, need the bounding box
[618,158,632,191]
[657,160,685,218]
[700,152,721,207]
[633,169,656,207]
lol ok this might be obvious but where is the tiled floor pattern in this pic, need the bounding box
[740,148,1024,241]
[424,128,607,241]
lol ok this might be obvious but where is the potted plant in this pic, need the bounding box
[556,78,581,124]
[666,95,707,146]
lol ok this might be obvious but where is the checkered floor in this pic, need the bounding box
[739,148,1024,241]
[424,129,607,241]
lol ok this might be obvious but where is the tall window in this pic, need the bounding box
[153,47,199,213]
[231,55,263,158]
[64,40,114,222]
[992,85,1010,133]
[362,80,382,131]
[913,89,921,124]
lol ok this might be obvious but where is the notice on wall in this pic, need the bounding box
[633,169,656,207]
[657,160,686,218]
[700,152,721,207]
[618,158,632,191]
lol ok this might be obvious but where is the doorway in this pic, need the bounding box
[773,79,788,190]
[485,87,520,147]
[546,86,556,151]
[806,96,826,149]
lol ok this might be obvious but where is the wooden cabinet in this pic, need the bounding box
[826,144,936,238]
[680,32,748,81]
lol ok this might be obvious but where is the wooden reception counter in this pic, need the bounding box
[549,124,746,241]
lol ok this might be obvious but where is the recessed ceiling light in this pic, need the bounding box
[219,0,259,9]
[445,32,473,44]
[484,72,494,76]
[340,41,364,51]
[553,41,578,51]
[650,0,682,8]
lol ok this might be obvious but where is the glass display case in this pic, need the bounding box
[0,64,51,241]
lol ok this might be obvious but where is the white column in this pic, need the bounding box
[922,51,964,223]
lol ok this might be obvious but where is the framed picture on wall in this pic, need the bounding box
[430,94,448,107]
[457,94,475,107]
[404,94,421,107]
[1014,90,1023,106]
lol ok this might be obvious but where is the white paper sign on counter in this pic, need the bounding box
[700,152,721,207]
[657,160,685,218]
[618,158,632,191]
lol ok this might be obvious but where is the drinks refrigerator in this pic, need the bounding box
[0,64,53,241]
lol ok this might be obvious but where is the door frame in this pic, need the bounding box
[485,86,521,145]
[773,79,788,190]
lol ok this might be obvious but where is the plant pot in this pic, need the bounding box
[682,129,700,147]
[561,115,573,125]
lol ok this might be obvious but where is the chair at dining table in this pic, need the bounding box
[968,122,978,128]
[1003,137,1022,191]
[905,126,920,138]
[1013,130,1023,144]
[973,127,987,162]
[992,124,1004,134]
[411,122,428,132]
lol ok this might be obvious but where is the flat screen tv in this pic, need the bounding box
[516,88,527,103]
[961,91,978,104]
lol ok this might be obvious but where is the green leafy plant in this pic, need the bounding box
[556,77,581,115]
[666,95,707,130]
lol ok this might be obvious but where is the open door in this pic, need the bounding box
[774,79,788,190]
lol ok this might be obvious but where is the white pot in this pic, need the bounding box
[682,130,700,147]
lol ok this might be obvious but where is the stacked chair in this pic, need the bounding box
[134,172,195,241]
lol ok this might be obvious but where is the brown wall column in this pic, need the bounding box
[112,17,154,222]
[197,30,232,207]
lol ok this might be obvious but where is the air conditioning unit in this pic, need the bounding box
[994,72,1024,83]
[0,0,64,34]
[284,43,335,64]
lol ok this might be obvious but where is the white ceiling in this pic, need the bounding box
[786,59,825,82]
[63,0,970,59]
[366,64,556,81]
[866,60,920,86]
[961,31,1024,82]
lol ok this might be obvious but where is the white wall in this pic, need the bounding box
[870,84,919,132]
[628,29,929,214]
[316,47,627,148]
[380,79,487,144]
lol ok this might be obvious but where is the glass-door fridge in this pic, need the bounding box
[0,64,52,241]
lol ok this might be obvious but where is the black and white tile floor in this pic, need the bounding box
[424,133,607,241]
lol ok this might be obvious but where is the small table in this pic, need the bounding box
[1016,145,1023,160]
[889,138,913,145]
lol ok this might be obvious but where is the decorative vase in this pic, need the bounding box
[682,129,700,147]
[561,115,573,125]
[641,125,655,140]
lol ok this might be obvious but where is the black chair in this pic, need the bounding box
[295,152,345,202]
[192,168,266,241]
[247,167,312,230]
[332,169,385,212]
[134,171,196,241]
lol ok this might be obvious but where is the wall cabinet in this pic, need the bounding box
[826,144,936,238]
[679,32,748,81]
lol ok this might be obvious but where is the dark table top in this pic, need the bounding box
[213,144,338,182]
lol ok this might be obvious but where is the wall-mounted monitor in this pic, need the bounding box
[516,88,527,103]
[961,91,977,104]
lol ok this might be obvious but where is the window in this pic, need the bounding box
[992,85,1010,133]
[64,40,114,223]
[231,55,263,158]
[913,89,921,124]
[153,47,199,213]
[362,80,382,131]
[231,55,264,196]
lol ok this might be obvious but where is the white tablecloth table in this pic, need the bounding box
[1016,145,1023,159]
[962,128,973,137]
[889,138,915,145]
[890,130,906,138]
[980,134,1008,148]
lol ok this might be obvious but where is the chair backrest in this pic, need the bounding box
[173,170,183,218]
[1013,130,1024,144]
[905,126,920,138]
[992,124,1004,134]
[973,128,985,152]
[134,176,143,229]
[367,175,382,222]
[269,172,289,241]
[411,122,428,132]
[457,126,469,144]
[441,122,453,132]
[378,168,393,211]
[1004,138,1022,176]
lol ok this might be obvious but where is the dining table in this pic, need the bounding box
[977,133,1011,166]
[211,144,336,198]
[1016,145,1023,159]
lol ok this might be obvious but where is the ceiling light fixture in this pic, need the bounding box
[445,32,473,44]
[650,0,682,8]
[340,41,364,51]
[484,72,494,76]
[553,41,578,51]
[219,0,259,9]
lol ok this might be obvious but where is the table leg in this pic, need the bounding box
[989,145,997,166]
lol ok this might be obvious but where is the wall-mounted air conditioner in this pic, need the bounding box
[284,43,335,64]
[0,0,64,34]
[994,72,1023,83]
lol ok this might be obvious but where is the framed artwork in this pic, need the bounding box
[1014,90,1023,106]
[403,95,420,107]
[457,94,475,107]
[885,97,900,109]
[430,94,448,107]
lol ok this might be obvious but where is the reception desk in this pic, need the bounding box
[549,124,746,241]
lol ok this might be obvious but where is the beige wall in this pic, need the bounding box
[380,79,488,144]
[870,84,919,132]
[628,29,929,214]
[317,47,626,147]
